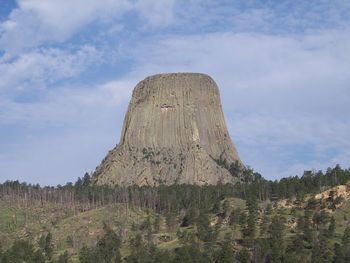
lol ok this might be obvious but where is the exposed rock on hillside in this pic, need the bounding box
[93,73,243,186]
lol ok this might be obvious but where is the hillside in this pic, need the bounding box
[1,167,350,262]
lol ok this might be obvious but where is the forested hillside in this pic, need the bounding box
[1,165,350,262]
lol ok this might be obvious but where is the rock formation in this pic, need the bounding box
[93,73,244,186]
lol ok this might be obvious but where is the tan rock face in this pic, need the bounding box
[93,73,243,186]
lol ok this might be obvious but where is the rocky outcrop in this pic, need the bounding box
[93,73,243,186]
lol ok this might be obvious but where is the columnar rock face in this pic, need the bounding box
[93,73,243,186]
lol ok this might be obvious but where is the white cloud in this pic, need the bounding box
[1,1,350,184]
[0,0,178,54]
[135,0,175,27]
[0,79,134,127]
[0,0,132,53]
[0,79,135,185]
[0,45,101,91]
[125,29,350,179]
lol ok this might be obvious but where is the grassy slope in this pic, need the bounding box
[1,185,350,260]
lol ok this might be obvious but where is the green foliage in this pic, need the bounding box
[57,251,70,263]
[342,226,350,262]
[245,194,258,244]
[238,248,251,263]
[153,215,160,233]
[333,243,345,263]
[311,232,334,263]
[214,238,235,263]
[1,164,350,262]
[229,208,240,227]
[196,212,217,244]
[0,239,45,263]
[79,223,121,263]
[269,215,285,263]
[39,232,54,260]
[327,216,336,238]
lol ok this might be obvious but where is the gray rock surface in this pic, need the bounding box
[93,73,244,186]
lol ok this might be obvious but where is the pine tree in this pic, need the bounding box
[166,212,177,231]
[215,238,235,263]
[57,251,70,263]
[311,233,334,263]
[246,194,258,244]
[173,247,190,263]
[153,215,160,233]
[127,233,152,263]
[153,249,172,263]
[238,248,251,263]
[196,212,216,244]
[302,210,314,244]
[223,199,231,218]
[269,215,285,263]
[79,246,95,263]
[259,214,269,237]
[32,249,45,263]
[96,224,122,263]
[327,216,336,238]
[79,223,122,263]
[342,227,350,262]
[229,208,241,229]
[145,216,153,245]
[333,243,345,263]
[38,232,54,260]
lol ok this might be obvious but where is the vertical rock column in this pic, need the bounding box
[93,73,243,186]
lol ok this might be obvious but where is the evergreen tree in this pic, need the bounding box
[302,210,314,244]
[238,248,251,263]
[196,212,217,244]
[269,215,285,263]
[153,215,160,233]
[32,249,45,263]
[1,239,38,263]
[223,199,231,218]
[311,232,334,263]
[172,244,206,263]
[327,216,336,238]
[239,211,248,240]
[127,233,152,263]
[79,224,122,263]
[166,212,177,231]
[153,249,172,263]
[79,246,95,263]
[145,216,153,245]
[181,208,197,227]
[342,227,350,262]
[95,224,122,263]
[333,243,345,263]
[229,208,241,228]
[215,238,235,263]
[38,232,54,260]
[246,194,258,244]
[259,214,269,237]
[57,251,70,263]
[173,246,192,263]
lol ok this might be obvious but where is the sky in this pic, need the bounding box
[0,0,350,185]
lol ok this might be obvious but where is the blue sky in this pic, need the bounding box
[0,0,350,185]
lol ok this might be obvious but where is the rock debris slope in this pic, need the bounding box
[93,73,243,186]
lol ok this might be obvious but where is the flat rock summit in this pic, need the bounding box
[93,73,244,186]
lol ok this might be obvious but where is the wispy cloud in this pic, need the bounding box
[0,79,135,185]
[124,29,350,178]
[0,1,350,184]
[0,0,132,53]
[0,45,101,93]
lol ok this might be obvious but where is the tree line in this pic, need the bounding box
[1,165,349,214]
